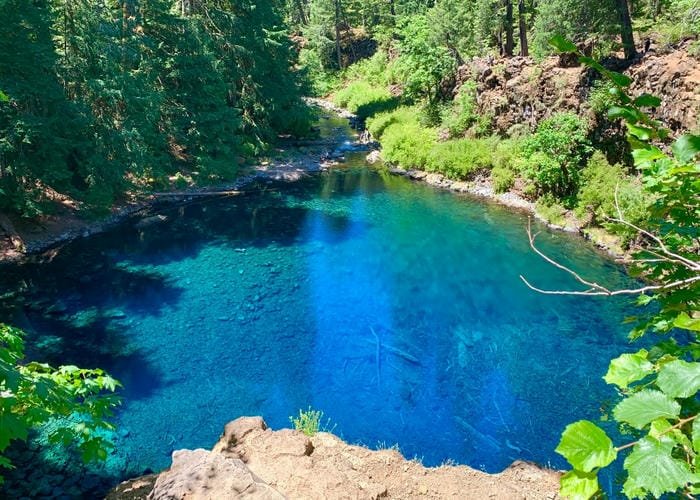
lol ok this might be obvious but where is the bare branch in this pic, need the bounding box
[522,215,700,297]
[525,219,611,294]
[613,185,700,272]
[520,273,700,297]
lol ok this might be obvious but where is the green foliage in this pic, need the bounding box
[520,112,592,199]
[440,81,492,138]
[0,0,311,217]
[492,166,516,193]
[534,193,568,226]
[367,107,438,169]
[393,15,456,103]
[334,81,399,120]
[425,138,494,180]
[575,151,652,242]
[0,323,121,480]
[289,406,335,436]
[367,107,417,139]
[550,39,700,500]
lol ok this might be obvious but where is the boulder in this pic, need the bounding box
[147,449,283,500]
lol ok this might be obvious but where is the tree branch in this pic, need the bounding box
[520,217,700,297]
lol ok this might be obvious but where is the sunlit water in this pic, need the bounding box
[0,132,640,497]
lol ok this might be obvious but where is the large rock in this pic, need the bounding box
[107,416,562,499]
[147,449,283,500]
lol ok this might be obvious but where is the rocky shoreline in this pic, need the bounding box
[107,416,562,499]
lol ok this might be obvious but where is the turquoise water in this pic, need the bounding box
[0,164,638,496]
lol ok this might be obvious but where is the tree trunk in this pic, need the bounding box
[504,0,514,57]
[295,0,308,25]
[518,0,530,57]
[335,0,343,69]
[617,0,636,60]
[518,0,528,56]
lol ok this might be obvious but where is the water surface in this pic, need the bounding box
[0,162,638,495]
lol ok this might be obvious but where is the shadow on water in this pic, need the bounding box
[0,165,642,499]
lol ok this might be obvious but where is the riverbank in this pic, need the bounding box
[0,110,339,265]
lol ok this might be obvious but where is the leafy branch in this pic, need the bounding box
[0,324,121,480]
[530,36,700,499]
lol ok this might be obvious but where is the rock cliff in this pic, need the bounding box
[460,40,699,137]
[107,416,561,499]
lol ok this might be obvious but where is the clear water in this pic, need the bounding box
[0,159,639,495]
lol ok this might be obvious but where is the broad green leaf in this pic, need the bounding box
[657,360,700,398]
[549,35,578,53]
[613,389,680,429]
[632,146,665,166]
[608,106,640,124]
[0,91,8,103]
[674,313,700,332]
[626,123,653,141]
[672,134,700,164]
[633,94,662,108]
[0,455,13,469]
[608,86,631,104]
[624,435,700,498]
[603,350,654,389]
[560,469,599,500]
[609,71,632,88]
[578,56,606,74]
[556,420,617,472]
[0,414,28,450]
[692,419,700,454]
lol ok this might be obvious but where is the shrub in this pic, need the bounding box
[425,138,493,179]
[289,406,335,436]
[535,193,568,226]
[587,80,617,114]
[366,107,416,139]
[333,81,398,120]
[521,112,592,198]
[380,121,437,169]
[575,151,653,242]
[366,107,437,169]
[492,165,515,193]
[440,81,492,138]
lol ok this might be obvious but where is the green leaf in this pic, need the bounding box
[633,94,662,108]
[632,146,665,166]
[626,123,654,141]
[555,420,617,472]
[624,435,699,498]
[0,414,28,450]
[672,134,700,164]
[657,360,700,398]
[613,389,680,429]
[608,106,640,124]
[674,313,700,332]
[577,56,606,74]
[549,35,578,53]
[609,71,632,88]
[560,469,600,500]
[603,350,654,389]
[0,91,8,103]
[692,419,700,454]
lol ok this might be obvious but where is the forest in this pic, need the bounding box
[1,0,700,499]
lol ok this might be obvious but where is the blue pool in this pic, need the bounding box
[0,161,639,496]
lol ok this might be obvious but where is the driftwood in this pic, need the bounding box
[152,190,242,198]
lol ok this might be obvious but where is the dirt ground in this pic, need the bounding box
[108,417,562,499]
